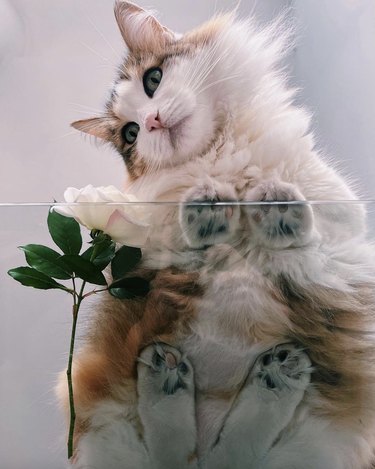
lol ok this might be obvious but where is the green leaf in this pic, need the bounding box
[59,255,107,286]
[111,246,142,281]
[19,244,72,279]
[47,209,82,255]
[8,267,69,291]
[108,277,150,299]
[82,242,116,271]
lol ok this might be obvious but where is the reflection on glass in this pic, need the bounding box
[1,202,375,467]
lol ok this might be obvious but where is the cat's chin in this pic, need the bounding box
[145,116,200,168]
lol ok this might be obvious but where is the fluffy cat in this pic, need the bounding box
[58,2,375,468]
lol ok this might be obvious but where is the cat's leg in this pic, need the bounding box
[204,343,312,469]
[258,418,355,469]
[137,342,198,469]
[179,179,241,249]
[245,180,315,249]
[72,399,149,469]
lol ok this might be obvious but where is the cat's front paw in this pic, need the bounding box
[179,181,240,249]
[245,180,314,248]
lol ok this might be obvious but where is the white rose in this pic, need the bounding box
[54,185,151,247]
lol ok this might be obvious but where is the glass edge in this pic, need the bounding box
[0,200,374,207]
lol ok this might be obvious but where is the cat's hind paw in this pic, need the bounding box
[138,343,194,397]
[252,343,312,397]
[137,343,197,469]
[205,344,312,468]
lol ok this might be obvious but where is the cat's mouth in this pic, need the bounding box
[168,116,191,149]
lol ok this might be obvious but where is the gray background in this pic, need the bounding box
[0,0,374,203]
[0,0,374,467]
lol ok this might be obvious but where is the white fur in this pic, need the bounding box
[73,7,375,469]
[73,374,197,469]
[74,399,148,469]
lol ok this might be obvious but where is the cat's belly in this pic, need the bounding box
[180,267,291,395]
[178,265,292,454]
[182,333,261,393]
[180,333,275,456]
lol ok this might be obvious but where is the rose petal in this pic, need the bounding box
[105,209,150,247]
[52,205,75,218]
[63,187,81,203]
[58,185,151,247]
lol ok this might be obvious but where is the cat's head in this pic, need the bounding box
[72,1,291,180]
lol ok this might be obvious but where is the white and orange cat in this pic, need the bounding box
[58,2,375,468]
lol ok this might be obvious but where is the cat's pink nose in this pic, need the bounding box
[145,112,163,132]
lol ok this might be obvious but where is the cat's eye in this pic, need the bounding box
[143,67,163,98]
[121,122,140,144]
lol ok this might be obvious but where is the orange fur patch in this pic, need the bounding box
[59,267,203,443]
[184,14,235,47]
[279,276,375,432]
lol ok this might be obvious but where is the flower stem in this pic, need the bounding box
[67,303,78,459]
[66,240,103,459]
[67,278,86,459]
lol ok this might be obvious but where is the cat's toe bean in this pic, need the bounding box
[187,213,196,224]
[225,206,234,219]
[245,180,315,248]
[180,184,240,249]
[138,343,194,396]
[250,343,312,396]
[278,203,289,213]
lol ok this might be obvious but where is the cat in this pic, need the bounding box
[58,1,375,468]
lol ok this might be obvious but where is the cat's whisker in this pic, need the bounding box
[197,74,241,95]
[181,35,212,84]
[188,42,222,85]
[54,130,80,140]
[70,110,102,117]
[85,13,123,62]
[184,47,214,89]
[189,43,232,93]
[69,102,103,113]
[97,64,119,71]
[69,106,102,121]
[80,41,117,66]
[184,38,222,90]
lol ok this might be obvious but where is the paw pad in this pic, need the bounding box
[180,183,240,249]
[139,343,192,396]
[253,343,312,393]
[245,181,314,248]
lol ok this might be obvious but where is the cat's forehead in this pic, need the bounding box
[111,13,234,91]
[117,44,192,81]
[115,13,232,81]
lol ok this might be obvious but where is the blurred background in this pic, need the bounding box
[0,0,375,467]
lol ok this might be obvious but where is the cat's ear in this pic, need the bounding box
[71,117,113,141]
[114,1,174,53]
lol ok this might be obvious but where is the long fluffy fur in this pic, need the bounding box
[63,3,375,468]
